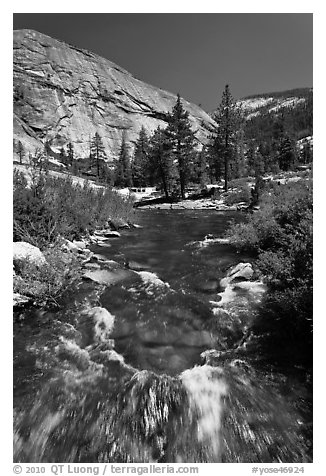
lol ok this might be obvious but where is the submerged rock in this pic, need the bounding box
[196,279,220,293]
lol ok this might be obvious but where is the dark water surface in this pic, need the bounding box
[97,210,251,374]
[13,210,312,463]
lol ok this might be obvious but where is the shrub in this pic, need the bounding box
[226,179,313,366]
[224,185,251,206]
[13,170,135,249]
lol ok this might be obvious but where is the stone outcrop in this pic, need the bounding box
[220,262,254,289]
[13,29,217,160]
[82,268,138,286]
[13,241,47,269]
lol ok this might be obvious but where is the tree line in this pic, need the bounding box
[13,86,313,198]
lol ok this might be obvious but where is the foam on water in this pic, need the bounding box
[180,365,228,459]
[88,306,115,343]
[186,237,230,249]
[137,271,170,295]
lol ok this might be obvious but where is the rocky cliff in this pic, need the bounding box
[13,29,217,161]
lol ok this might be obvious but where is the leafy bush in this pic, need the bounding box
[224,185,251,206]
[226,180,313,366]
[13,169,135,249]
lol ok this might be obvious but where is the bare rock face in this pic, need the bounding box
[13,29,217,160]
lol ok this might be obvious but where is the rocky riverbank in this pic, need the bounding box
[13,219,139,309]
[138,197,250,210]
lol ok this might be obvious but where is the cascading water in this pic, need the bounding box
[13,210,312,463]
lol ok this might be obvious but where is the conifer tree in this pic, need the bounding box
[191,147,209,188]
[59,147,66,166]
[300,140,313,164]
[165,94,195,199]
[114,132,132,187]
[17,141,25,164]
[131,126,150,187]
[278,136,297,171]
[149,126,174,199]
[90,132,107,178]
[213,84,242,191]
[66,142,74,167]
[206,133,224,183]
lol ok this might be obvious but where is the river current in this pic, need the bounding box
[13,210,312,463]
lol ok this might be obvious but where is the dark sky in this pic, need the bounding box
[13,13,313,111]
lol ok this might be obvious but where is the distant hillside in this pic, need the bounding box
[237,87,313,142]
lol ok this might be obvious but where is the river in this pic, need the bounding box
[13,209,312,463]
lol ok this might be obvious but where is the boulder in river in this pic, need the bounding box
[94,230,121,238]
[13,292,30,307]
[87,306,115,343]
[83,262,101,270]
[126,260,151,272]
[72,240,87,250]
[83,268,138,286]
[220,262,254,288]
[108,218,130,230]
[62,239,85,253]
[13,241,47,269]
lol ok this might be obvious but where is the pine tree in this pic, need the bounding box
[300,140,313,164]
[232,124,246,179]
[278,136,297,171]
[114,132,132,187]
[59,147,66,167]
[131,126,150,187]
[165,94,195,199]
[206,133,224,183]
[149,127,174,199]
[17,141,25,164]
[90,132,107,178]
[213,84,242,191]
[66,142,74,167]
[100,162,113,186]
[191,147,208,188]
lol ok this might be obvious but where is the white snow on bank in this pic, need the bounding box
[47,157,66,168]
[13,164,105,190]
